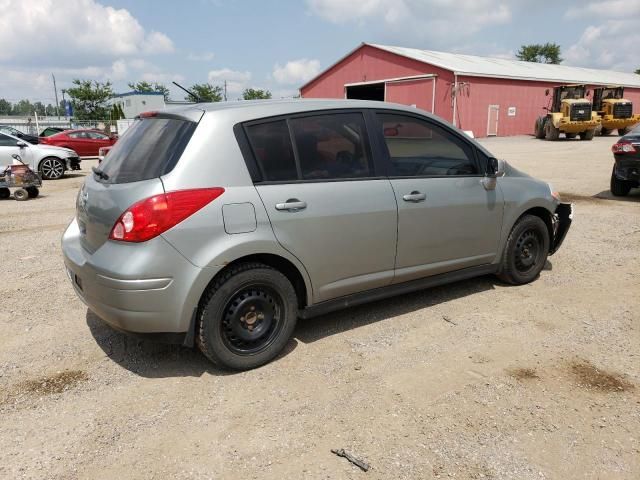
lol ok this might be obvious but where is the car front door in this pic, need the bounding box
[245,111,398,303]
[68,132,91,156]
[86,132,110,156]
[375,112,504,283]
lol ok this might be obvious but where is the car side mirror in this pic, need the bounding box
[16,141,26,148]
[486,157,500,177]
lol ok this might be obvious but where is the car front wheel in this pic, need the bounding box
[39,157,65,180]
[498,215,550,285]
[610,167,632,196]
[197,262,298,370]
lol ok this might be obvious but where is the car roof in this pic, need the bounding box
[164,98,437,120]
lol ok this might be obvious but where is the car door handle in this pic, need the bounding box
[275,199,307,211]
[402,191,426,202]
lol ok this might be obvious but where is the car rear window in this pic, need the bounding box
[98,117,196,184]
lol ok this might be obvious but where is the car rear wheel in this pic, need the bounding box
[610,167,632,196]
[39,157,65,180]
[498,215,550,285]
[197,262,298,370]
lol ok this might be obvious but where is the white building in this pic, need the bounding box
[107,91,166,118]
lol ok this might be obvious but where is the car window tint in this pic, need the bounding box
[68,132,84,139]
[0,133,19,147]
[245,120,297,182]
[88,132,108,140]
[378,113,477,177]
[290,113,372,180]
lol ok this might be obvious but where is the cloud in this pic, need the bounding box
[208,68,252,94]
[306,0,511,44]
[187,52,216,62]
[565,0,640,19]
[273,59,321,85]
[0,0,174,66]
[564,18,640,71]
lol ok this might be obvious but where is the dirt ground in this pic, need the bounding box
[0,135,638,480]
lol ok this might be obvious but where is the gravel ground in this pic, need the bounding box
[0,135,638,480]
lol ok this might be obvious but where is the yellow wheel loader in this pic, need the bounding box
[534,84,600,141]
[592,86,640,136]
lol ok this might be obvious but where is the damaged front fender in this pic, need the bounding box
[549,202,573,255]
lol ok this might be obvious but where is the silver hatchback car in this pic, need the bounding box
[62,100,572,370]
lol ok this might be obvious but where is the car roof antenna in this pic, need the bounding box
[172,81,202,103]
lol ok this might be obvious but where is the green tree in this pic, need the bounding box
[242,88,272,100]
[33,101,46,116]
[128,81,170,101]
[635,68,640,75]
[45,104,57,116]
[11,99,34,116]
[66,79,113,119]
[187,83,223,102]
[516,43,563,64]
[0,99,11,115]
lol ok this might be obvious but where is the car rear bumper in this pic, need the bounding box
[613,157,640,183]
[549,202,572,255]
[62,218,219,339]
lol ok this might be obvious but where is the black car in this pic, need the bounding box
[611,125,640,196]
[0,125,39,144]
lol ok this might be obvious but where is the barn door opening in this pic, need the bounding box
[487,105,499,136]
[346,83,385,101]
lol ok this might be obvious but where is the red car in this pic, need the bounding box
[40,129,116,157]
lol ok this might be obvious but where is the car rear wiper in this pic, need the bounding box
[92,166,109,180]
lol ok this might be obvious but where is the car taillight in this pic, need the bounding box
[612,142,637,154]
[109,188,224,242]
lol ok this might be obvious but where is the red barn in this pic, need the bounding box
[300,43,640,138]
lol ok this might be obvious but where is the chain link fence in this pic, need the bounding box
[0,117,119,135]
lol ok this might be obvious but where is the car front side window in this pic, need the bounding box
[378,113,478,177]
[0,133,19,147]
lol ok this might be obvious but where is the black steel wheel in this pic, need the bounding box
[13,188,28,201]
[197,262,298,370]
[0,188,9,199]
[498,215,550,285]
[26,187,39,198]
[39,157,65,180]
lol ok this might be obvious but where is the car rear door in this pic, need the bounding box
[86,132,111,156]
[243,111,398,303]
[374,111,503,283]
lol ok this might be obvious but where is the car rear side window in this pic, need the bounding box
[245,120,298,181]
[290,113,372,180]
[378,113,477,177]
[98,117,196,184]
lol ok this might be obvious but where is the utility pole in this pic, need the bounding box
[52,73,60,119]
[224,80,227,101]
[61,89,67,119]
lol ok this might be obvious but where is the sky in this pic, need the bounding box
[0,0,639,105]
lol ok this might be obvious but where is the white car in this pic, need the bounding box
[0,132,80,179]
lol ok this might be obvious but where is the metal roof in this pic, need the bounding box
[369,44,640,88]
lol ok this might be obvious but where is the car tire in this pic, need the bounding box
[544,122,559,140]
[498,215,550,285]
[13,188,29,201]
[579,129,595,140]
[610,167,632,196]
[26,187,39,198]
[618,127,630,136]
[197,262,298,370]
[0,188,10,199]
[39,157,65,180]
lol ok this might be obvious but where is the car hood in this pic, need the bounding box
[38,144,77,156]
